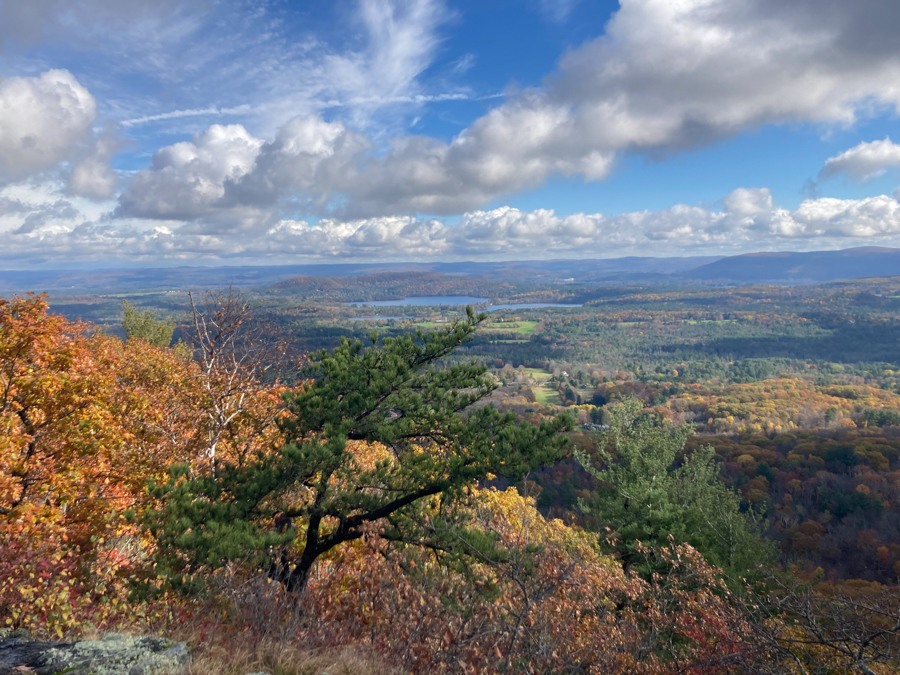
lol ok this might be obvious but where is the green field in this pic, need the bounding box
[533,387,561,405]
[521,367,560,405]
[523,367,552,382]
[480,320,538,336]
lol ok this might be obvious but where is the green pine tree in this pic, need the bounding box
[143,308,572,593]
[121,299,175,348]
[574,398,771,580]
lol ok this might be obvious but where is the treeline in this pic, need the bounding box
[269,271,511,302]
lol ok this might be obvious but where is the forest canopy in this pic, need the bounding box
[2,291,900,673]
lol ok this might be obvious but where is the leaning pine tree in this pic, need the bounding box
[143,308,571,593]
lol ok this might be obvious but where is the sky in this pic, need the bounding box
[2,0,900,268]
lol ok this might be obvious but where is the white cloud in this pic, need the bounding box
[121,105,252,128]
[723,187,773,216]
[820,137,900,182]
[118,104,617,221]
[247,0,458,135]
[0,70,96,184]
[0,69,127,199]
[116,124,264,222]
[265,216,448,257]
[447,191,900,252]
[116,117,377,231]
[10,184,900,265]
[69,123,129,200]
[1,0,455,148]
[112,0,900,220]
[0,0,452,200]
[457,0,900,199]
[359,0,900,213]
[788,194,900,238]
[10,0,900,261]
[352,0,450,102]
[225,117,369,212]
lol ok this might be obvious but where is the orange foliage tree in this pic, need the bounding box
[0,293,289,635]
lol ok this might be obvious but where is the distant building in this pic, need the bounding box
[582,423,609,431]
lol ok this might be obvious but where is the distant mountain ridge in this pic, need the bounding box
[681,247,900,283]
[273,271,463,291]
[1,247,899,293]
[0,256,721,292]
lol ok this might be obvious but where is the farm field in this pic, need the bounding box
[533,387,562,405]
[480,319,539,335]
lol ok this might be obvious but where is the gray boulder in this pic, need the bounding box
[0,631,190,675]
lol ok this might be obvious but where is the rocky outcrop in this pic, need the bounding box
[0,630,190,675]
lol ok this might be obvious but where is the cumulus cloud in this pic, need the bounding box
[224,118,369,214]
[116,124,264,222]
[69,123,130,200]
[265,216,448,258]
[114,0,900,220]
[119,106,616,222]
[346,0,900,213]
[0,0,459,218]
[425,0,900,211]
[10,184,900,265]
[787,195,900,238]
[819,137,900,182]
[0,70,96,184]
[0,69,126,198]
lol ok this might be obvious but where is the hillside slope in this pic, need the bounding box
[681,247,900,283]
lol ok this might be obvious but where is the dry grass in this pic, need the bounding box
[185,640,400,675]
[153,571,402,674]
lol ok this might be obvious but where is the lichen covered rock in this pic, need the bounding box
[0,631,190,675]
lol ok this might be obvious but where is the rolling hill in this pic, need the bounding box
[680,247,900,284]
[2,248,899,295]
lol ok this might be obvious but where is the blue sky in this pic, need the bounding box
[2,0,900,267]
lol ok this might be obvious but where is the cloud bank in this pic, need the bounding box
[7,185,900,265]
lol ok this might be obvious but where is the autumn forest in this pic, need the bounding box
[3,272,900,673]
